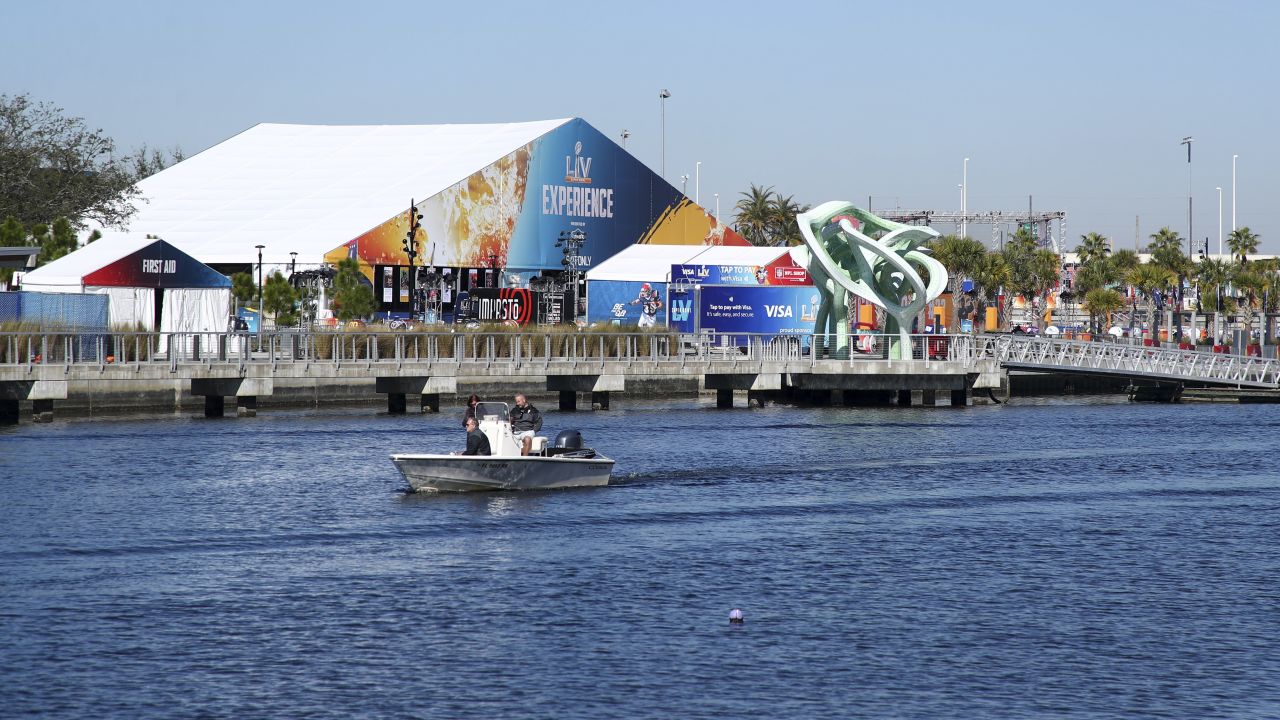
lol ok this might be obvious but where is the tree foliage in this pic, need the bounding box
[0,94,140,228]
[732,184,810,247]
[1001,228,1060,327]
[263,271,299,327]
[928,234,986,331]
[230,272,257,308]
[331,258,376,322]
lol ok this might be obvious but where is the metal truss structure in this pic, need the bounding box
[875,209,1068,254]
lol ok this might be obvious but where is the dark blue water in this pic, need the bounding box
[3,397,1280,718]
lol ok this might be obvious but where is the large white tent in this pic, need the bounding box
[586,244,796,282]
[21,233,231,334]
[82,119,572,269]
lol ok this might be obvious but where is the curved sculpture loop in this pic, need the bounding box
[791,201,946,359]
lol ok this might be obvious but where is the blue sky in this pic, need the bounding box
[6,0,1276,252]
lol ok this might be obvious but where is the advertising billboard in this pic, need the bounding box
[696,285,821,337]
[586,280,668,327]
[670,261,810,287]
[326,118,750,282]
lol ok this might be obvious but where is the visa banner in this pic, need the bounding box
[697,285,821,337]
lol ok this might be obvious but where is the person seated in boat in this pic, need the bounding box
[458,417,491,456]
[461,393,480,428]
[510,392,543,456]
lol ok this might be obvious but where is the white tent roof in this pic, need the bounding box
[586,244,792,282]
[20,233,157,288]
[86,119,573,267]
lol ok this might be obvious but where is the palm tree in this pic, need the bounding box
[1227,227,1260,262]
[770,194,809,246]
[928,235,986,331]
[1083,287,1125,336]
[1196,257,1233,343]
[969,251,1008,331]
[1075,232,1111,268]
[1127,263,1175,341]
[733,185,776,247]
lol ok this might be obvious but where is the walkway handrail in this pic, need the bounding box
[972,334,1280,387]
[0,329,970,371]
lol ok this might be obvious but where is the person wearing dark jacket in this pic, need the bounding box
[510,392,542,456]
[460,417,491,456]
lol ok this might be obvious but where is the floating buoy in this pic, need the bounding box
[729,608,744,624]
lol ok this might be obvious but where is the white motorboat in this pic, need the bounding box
[391,402,615,492]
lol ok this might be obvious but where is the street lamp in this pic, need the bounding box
[961,157,969,237]
[1180,136,1194,343]
[1216,187,1223,257]
[289,251,297,275]
[695,161,701,206]
[254,244,265,347]
[659,88,670,179]
[714,193,720,226]
[681,174,689,196]
[621,129,630,149]
[1232,154,1238,232]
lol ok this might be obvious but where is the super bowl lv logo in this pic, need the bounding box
[543,140,614,218]
[565,141,592,184]
[670,299,692,322]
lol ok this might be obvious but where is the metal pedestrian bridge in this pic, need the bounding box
[956,334,1280,389]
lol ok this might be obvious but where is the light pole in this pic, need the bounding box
[681,174,689,196]
[289,251,297,275]
[695,161,701,206]
[1216,187,1223,257]
[1180,136,1193,343]
[254,244,265,347]
[714,193,719,226]
[621,129,630,149]
[1232,154,1238,232]
[961,157,969,237]
[659,89,670,179]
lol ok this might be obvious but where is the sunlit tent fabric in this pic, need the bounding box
[21,233,231,333]
[80,119,747,283]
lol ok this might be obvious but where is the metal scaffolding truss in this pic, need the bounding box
[874,209,1067,253]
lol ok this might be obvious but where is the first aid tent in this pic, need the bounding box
[20,234,232,334]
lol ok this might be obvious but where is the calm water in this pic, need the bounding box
[2,396,1279,718]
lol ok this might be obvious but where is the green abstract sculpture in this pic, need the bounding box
[792,201,946,359]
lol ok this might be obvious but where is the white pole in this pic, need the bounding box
[714,193,720,226]
[659,89,670,180]
[695,161,701,206]
[961,157,969,237]
[1217,186,1223,256]
[1232,154,1238,231]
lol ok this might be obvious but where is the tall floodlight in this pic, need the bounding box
[695,161,701,206]
[1232,154,1238,231]
[659,89,670,179]
[1216,186,1223,256]
[961,157,969,237]
[1180,136,1193,344]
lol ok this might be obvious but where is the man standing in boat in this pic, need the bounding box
[459,417,491,456]
[510,393,543,456]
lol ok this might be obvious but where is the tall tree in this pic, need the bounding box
[263,271,299,327]
[969,251,1008,331]
[0,94,140,228]
[928,234,986,331]
[733,184,775,246]
[1127,263,1174,339]
[331,258,376,322]
[1227,227,1260,262]
[1083,288,1125,335]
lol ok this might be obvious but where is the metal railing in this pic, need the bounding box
[1,329,971,372]
[972,334,1280,387]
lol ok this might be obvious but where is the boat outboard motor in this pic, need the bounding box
[554,430,583,450]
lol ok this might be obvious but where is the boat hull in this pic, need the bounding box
[391,453,614,493]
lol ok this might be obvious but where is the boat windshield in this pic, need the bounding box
[475,402,509,423]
